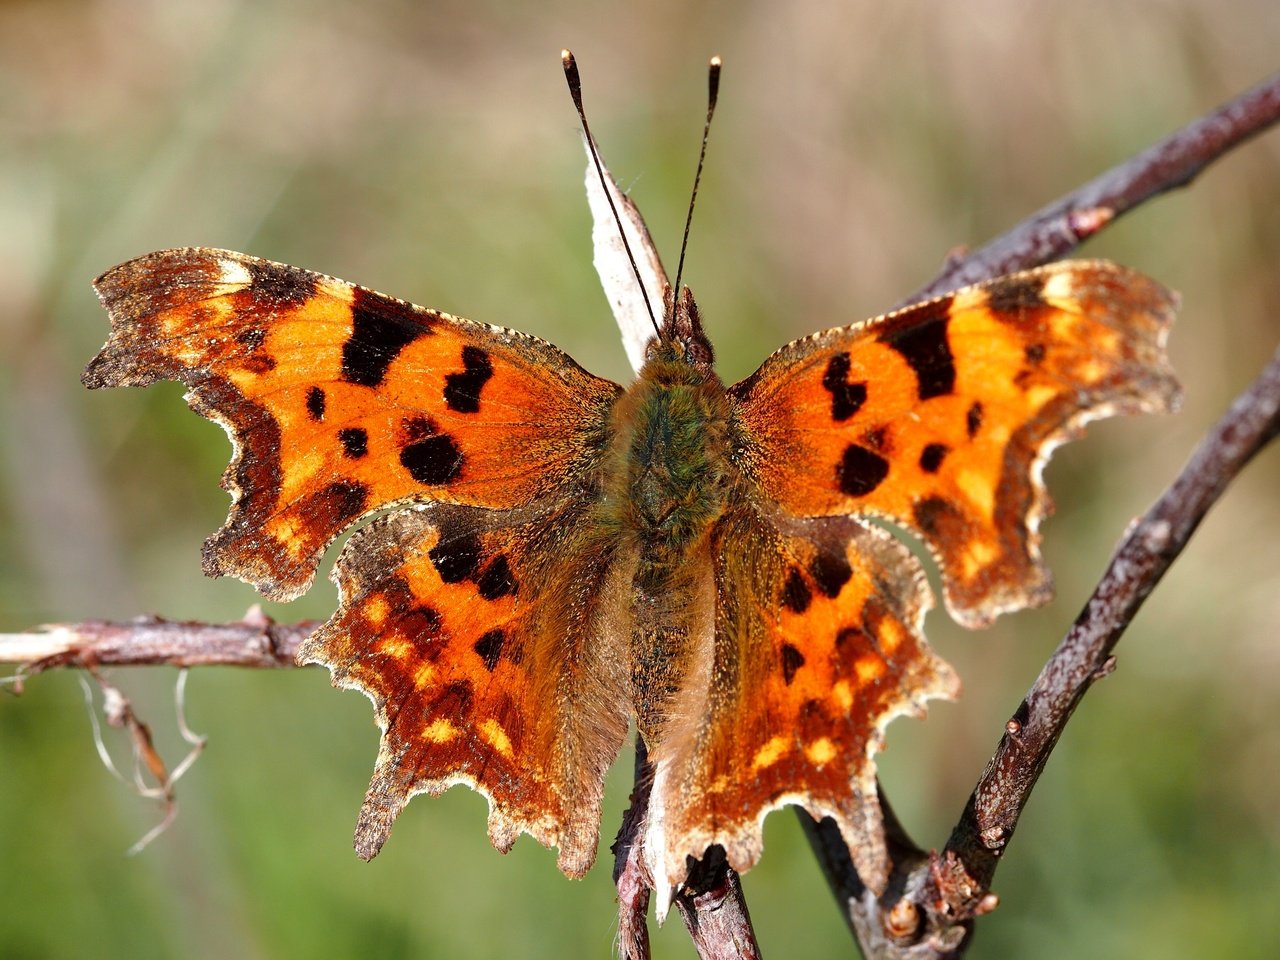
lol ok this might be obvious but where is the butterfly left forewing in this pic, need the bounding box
[86,248,620,600]
[731,260,1180,627]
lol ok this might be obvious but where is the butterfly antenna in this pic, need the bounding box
[562,49,662,341]
[671,55,721,307]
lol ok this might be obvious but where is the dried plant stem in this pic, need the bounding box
[802,73,1280,958]
[945,342,1280,891]
[906,70,1280,303]
[0,609,317,681]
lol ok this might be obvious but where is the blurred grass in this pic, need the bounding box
[2,1,1279,957]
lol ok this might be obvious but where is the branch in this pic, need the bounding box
[943,341,1280,895]
[804,71,1280,956]
[906,70,1280,303]
[0,607,317,680]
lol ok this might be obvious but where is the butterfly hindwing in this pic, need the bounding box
[641,507,957,897]
[730,261,1180,627]
[300,498,632,875]
[85,248,620,600]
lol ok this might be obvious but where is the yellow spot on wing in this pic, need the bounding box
[379,635,412,659]
[876,618,903,656]
[365,595,389,626]
[833,680,854,711]
[854,655,886,684]
[806,737,837,765]
[958,469,995,519]
[274,517,308,560]
[966,540,998,575]
[413,661,436,688]
[1025,384,1058,411]
[752,736,789,771]
[480,718,513,760]
[423,719,457,743]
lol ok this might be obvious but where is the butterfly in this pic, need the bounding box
[83,59,1179,917]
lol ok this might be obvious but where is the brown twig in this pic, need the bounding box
[673,848,762,960]
[904,70,1280,303]
[0,607,317,682]
[613,741,656,960]
[842,341,1280,959]
[798,73,1280,959]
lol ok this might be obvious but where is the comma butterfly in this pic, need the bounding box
[83,53,1179,913]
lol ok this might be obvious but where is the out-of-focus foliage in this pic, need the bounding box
[2,1,1278,957]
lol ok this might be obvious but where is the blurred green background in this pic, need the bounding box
[2,1,1278,957]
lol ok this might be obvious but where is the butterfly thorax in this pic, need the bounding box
[603,336,736,595]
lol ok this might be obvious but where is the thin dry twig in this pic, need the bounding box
[904,70,1280,303]
[798,71,1280,959]
[0,607,318,683]
[829,341,1280,959]
[78,668,209,854]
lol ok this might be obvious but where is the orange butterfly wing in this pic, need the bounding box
[86,247,629,871]
[86,248,620,600]
[638,260,1178,895]
[308,499,631,875]
[643,508,957,898]
[730,261,1180,627]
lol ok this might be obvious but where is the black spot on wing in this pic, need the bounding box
[820,353,868,422]
[477,555,517,600]
[966,401,984,438]
[429,533,482,584]
[443,345,494,414]
[341,288,430,387]
[879,301,956,400]
[782,568,813,613]
[245,259,318,307]
[399,416,463,485]
[1025,343,1046,365]
[919,443,948,474]
[474,629,506,671]
[339,427,368,459]
[402,435,463,485]
[306,386,326,421]
[837,444,890,497]
[781,643,806,685]
[809,550,852,599]
[986,273,1047,314]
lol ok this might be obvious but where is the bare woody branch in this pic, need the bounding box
[938,341,1280,903]
[906,70,1280,303]
[804,71,1280,959]
[0,609,319,682]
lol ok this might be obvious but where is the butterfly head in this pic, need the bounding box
[651,283,714,372]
